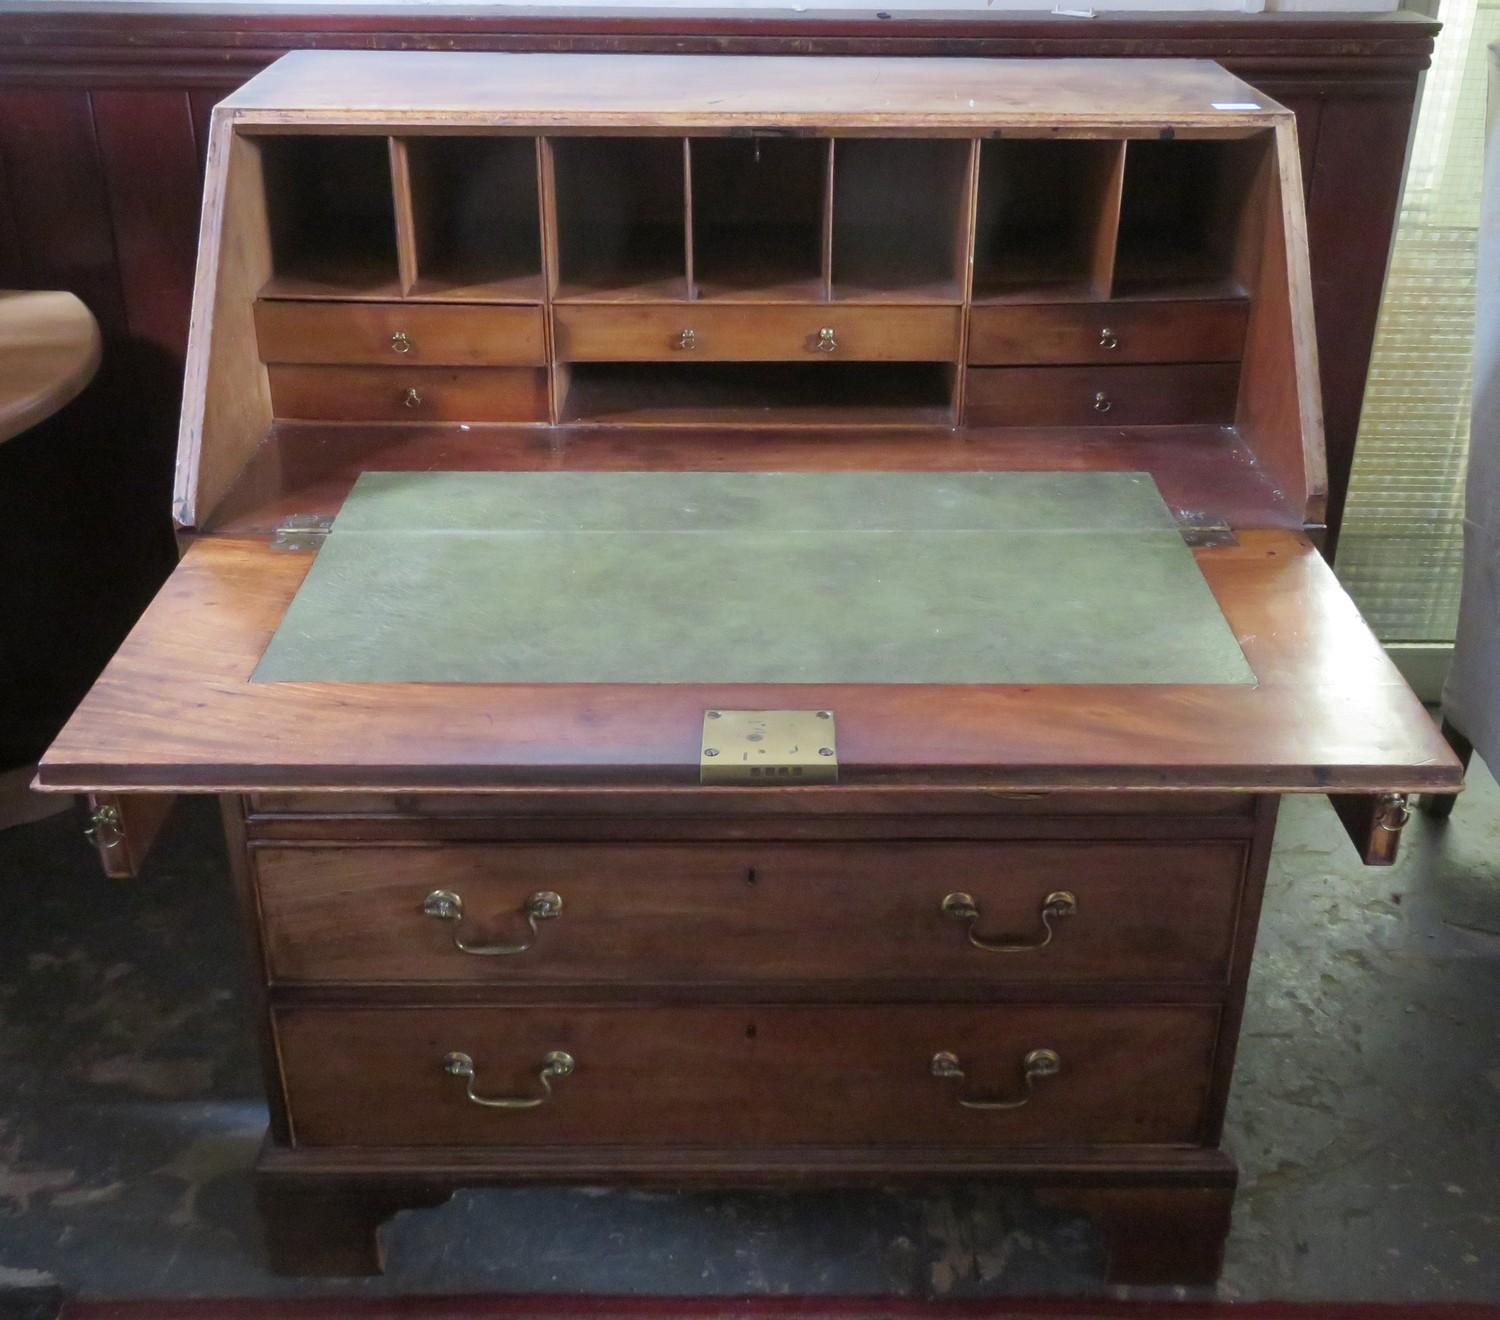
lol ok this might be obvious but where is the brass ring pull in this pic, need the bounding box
[391,331,413,354]
[443,1049,574,1110]
[941,890,1077,953]
[403,387,423,409]
[814,327,837,353]
[1092,392,1112,414]
[1098,327,1119,351]
[84,805,123,850]
[930,1047,1061,1110]
[422,888,563,956]
[675,328,697,351]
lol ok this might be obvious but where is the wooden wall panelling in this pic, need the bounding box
[0,86,173,767]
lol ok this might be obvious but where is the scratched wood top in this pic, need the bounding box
[220,52,1285,131]
[36,527,1459,794]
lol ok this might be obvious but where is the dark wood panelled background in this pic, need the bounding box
[0,4,1437,769]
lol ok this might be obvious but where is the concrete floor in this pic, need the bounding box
[1,772,1498,1304]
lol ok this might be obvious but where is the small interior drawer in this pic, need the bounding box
[968,300,1248,366]
[965,363,1240,428]
[254,300,546,366]
[253,840,1246,986]
[553,304,961,362]
[266,364,549,423]
[276,1002,1219,1148]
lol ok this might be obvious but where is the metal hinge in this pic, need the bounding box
[1175,512,1237,548]
[271,514,334,551]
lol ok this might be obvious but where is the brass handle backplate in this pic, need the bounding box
[422,888,563,956]
[814,327,837,353]
[676,328,697,351]
[443,1049,574,1109]
[1092,391,1112,414]
[1098,327,1119,351]
[391,331,413,354]
[403,387,423,408]
[941,890,1077,953]
[931,1047,1061,1110]
[85,805,123,851]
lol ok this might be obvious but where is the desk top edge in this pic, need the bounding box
[217,51,1287,126]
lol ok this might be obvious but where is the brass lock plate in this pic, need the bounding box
[700,709,837,785]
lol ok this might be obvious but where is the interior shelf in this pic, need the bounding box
[689,137,829,301]
[1112,136,1268,298]
[972,139,1123,303]
[560,361,956,426]
[831,138,972,303]
[398,136,543,303]
[551,137,689,302]
[259,136,402,299]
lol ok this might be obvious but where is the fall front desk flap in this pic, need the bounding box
[253,470,1253,687]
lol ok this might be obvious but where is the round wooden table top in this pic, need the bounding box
[0,289,102,445]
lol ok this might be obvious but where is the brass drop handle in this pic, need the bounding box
[84,805,123,850]
[1098,327,1119,351]
[443,1050,575,1110]
[675,328,697,351]
[391,331,413,354]
[931,1047,1061,1110]
[814,327,837,353]
[941,889,1077,953]
[1092,391,1112,415]
[422,888,563,956]
[403,387,423,409]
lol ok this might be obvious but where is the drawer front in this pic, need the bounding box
[554,305,961,362]
[277,1003,1218,1147]
[254,841,1245,985]
[968,300,1247,366]
[255,301,547,366]
[965,364,1239,428]
[267,365,548,423]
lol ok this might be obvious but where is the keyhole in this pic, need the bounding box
[745,1022,758,1039]
[745,866,759,887]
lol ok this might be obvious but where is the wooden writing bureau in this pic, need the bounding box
[39,51,1462,1283]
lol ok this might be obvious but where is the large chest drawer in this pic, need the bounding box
[275,1003,1218,1148]
[553,305,961,362]
[254,840,1245,986]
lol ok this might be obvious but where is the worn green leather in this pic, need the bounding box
[254,470,1252,686]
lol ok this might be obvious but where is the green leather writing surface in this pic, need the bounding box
[254,471,1253,686]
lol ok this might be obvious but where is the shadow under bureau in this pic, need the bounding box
[38,50,1462,1285]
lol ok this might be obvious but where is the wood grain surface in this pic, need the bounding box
[35,529,1459,793]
